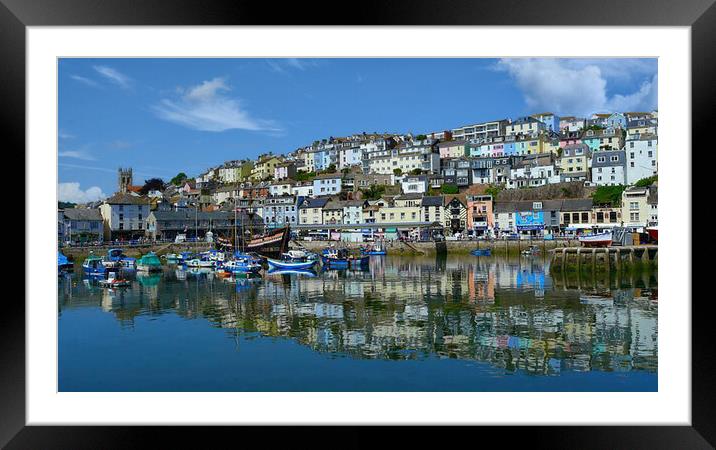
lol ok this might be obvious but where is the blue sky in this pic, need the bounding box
[58,58,657,203]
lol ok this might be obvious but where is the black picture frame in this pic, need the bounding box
[4,0,712,447]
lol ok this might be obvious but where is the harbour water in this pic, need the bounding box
[59,254,657,392]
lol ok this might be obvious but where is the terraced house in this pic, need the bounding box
[99,192,151,240]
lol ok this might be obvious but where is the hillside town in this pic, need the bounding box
[58,111,658,245]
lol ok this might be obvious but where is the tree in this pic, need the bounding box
[485,184,503,199]
[634,175,658,187]
[360,184,385,201]
[140,178,165,195]
[409,168,424,176]
[415,134,428,141]
[591,185,626,207]
[170,172,188,186]
[393,168,403,176]
[441,184,459,195]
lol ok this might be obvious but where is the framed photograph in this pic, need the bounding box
[6,0,713,446]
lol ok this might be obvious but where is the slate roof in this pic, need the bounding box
[420,196,443,207]
[62,208,103,221]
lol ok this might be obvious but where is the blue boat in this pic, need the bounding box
[360,242,387,255]
[267,250,318,270]
[223,254,262,274]
[267,268,318,278]
[58,251,74,272]
[82,254,106,276]
[471,248,491,256]
[321,248,368,269]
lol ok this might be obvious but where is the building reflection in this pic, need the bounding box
[59,256,657,375]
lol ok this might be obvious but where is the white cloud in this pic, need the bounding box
[266,58,317,73]
[58,182,107,203]
[93,65,132,89]
[152,77,279,132]
[497,58,658,116]
[70,75,99,88]
[59,150,95,161]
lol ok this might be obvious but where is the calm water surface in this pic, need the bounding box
[59,254,657,391]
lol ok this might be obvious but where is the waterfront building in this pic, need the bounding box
[560,198,594,232]
[342,200,365,225]
[313,173,343,196]
[451,119,508,142]
[443,195,468,235]
[648,184,658,226]
[99,192,151,240]
[505,116,545,137]
[591,205,622,228]
[420,196,443,224]
[262,195,301,228]
[494,200,553,237]
[625,134,658,184]
[558,143,592,182]
[466,195,494,237]
[377,194,421,224]
[62,208,104,244]
[620,186,652,229]
[322,200,344,225]
[146,210,260,241]
[299,197,330,225]
[591,150,627,186]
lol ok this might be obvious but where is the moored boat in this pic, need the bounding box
[58,251,74,272]
[267,252,318,270]
[361,242,387,256]
[244,226,291,258]
[82,254,106,276]
[137,252,163,272]
[223,256,262,274]
[99,272,132,288]
[579,232,612,248]
[185,257,215,268]
[266,267,318,278]
[471,248,491,256]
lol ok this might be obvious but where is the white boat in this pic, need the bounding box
[185,258,215,268]
[99,272,132,288]
[579,232,612,247]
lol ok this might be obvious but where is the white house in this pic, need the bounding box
[625,134,658,185]
[591,150,627,186]
[99,192,151,240]
[400,174,429,194]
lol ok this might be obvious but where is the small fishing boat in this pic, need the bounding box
[267,250,319,270]
[321,248,369,269]
[223,256,262,274]
[82,254,106,276]
[185,257,215,268]
[136,252,163,272]
[120,257,136,270]
[58,251,74,272]
[646,226,658,243]
[361,242,387,256]
[99,272,132,288]
[102,248,128,268]
[579,232,613,248]
[470,248,491,256]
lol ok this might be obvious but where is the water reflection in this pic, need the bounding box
[59,255,657,377]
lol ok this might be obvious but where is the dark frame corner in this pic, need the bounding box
[4,0,714,447]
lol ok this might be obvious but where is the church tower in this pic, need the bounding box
[118,167,133,193]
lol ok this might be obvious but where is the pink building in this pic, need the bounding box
[466,195,494,236]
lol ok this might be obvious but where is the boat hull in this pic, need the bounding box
[321,256,349,268]
[267,259,317,270]
[579,233,613,248]
[245,227,291,258]
[470,249,491,256]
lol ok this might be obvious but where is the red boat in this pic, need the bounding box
[646,226,658,243]
[578,232,612,248]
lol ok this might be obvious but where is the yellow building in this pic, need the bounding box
[250,156,282,181]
